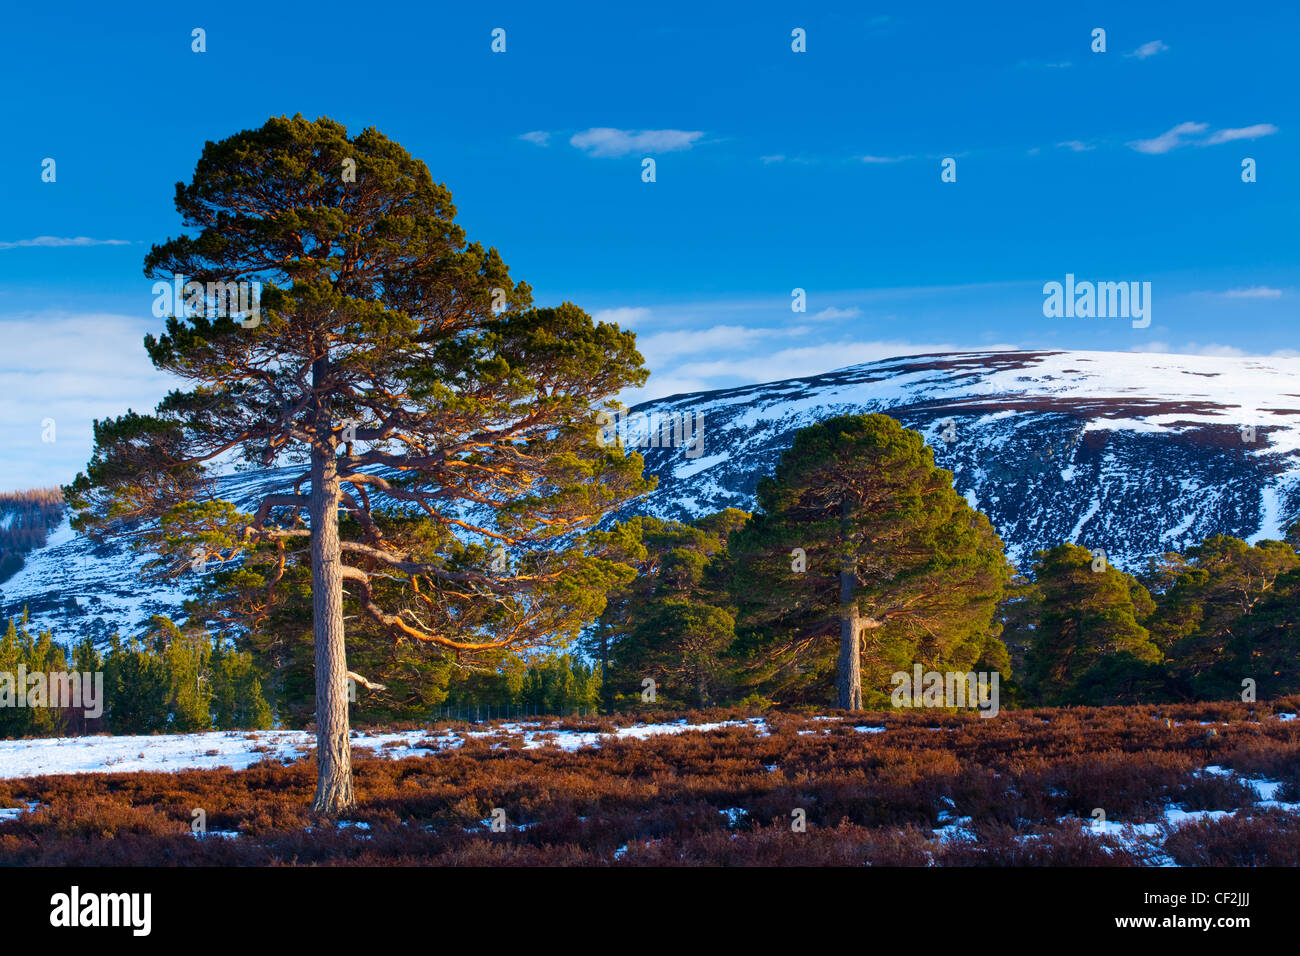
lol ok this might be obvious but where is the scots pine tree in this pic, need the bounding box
[726,414,1009,710]
[588,510,747,709]
[1146,535,1300,698]
[1021,544,1162,704]
[65,115,650,812]
[624,601,736,707]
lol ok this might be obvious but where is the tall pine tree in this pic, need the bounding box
[726,414,1009,710]
[65,115,650,812]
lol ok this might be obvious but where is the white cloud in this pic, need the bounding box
[613,322,967,401]
[569,128,704,158]
[0,312,177,490]
[1056,141,1094,152]
[1222,286,1283,299]
[759,155,786,164]
[658,341,981,388]
[518,131,550,146]
[1127,40,1169,59]
[810,306,862,321]
[1128,121,1208,154]
[592,306,652,327]
[1178,343,1248,357]
[635,325,779,363]
[619,339,1025,403]
[1129,121,1278,154]
[1135,341,1300,359]
[860,154,911,164]
[0,236,132,250]
[1205,124,1278,145]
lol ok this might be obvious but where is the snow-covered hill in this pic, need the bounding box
[630,349,1300,561]
[4,349,1299,641]
[0,467,300,643]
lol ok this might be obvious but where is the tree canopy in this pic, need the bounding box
[725,414,1010,709]
[65,115,651,812]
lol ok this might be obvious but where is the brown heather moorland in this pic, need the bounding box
[1,699,1298,866]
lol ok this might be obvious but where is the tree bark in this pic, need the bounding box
[309,356,355,816]
[838,597,863,710]
[837,499,863,710]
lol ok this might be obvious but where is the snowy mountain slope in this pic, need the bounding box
[626,349,1300,564]
[3,349,1299,641]
[0,466,301,643]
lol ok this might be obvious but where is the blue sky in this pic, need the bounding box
[0,0,1296,490]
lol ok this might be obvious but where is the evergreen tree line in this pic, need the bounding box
[0,613,271,738]
[0,604,603,737]
[1007,535,1300,705]
[0,488,66,583]
[9,413,1296,736]
[593,521,1300,710]
[219,606,602,727]
[584,414,1299,711]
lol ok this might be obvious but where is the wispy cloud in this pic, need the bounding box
[1179,343,1249,357]
[0,311,176,490]
[1205,123,1278,144]
[0,236,131,250]
[1017,60,1072,70]
[570,128,704,158]
[1129,121,1278,154]
[860,154,911,164]
[1222,286,1284,299]
[1056,141,1094,152]
[628,340,1018,401]
[635,324,783,362]
[1126,40,1169,60]
[1129,121,1208,154]
[518,131,550,146]
[598,295,1026,403]
[810,306,862,321]
[1139,341,1300,358]
[759,154,786,164]
[592,306,652,327]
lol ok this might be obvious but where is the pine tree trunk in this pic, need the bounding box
[309,358,355,816]
[837,499,863,710]
[838,596,863,710]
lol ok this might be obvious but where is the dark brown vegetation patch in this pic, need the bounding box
[0,699,1296,866]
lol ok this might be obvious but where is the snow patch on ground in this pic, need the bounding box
[0,718,772,779]
[1067,768,1300,864]
[0,801,40,821]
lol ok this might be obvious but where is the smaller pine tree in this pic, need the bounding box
[1022,544,1162,704]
